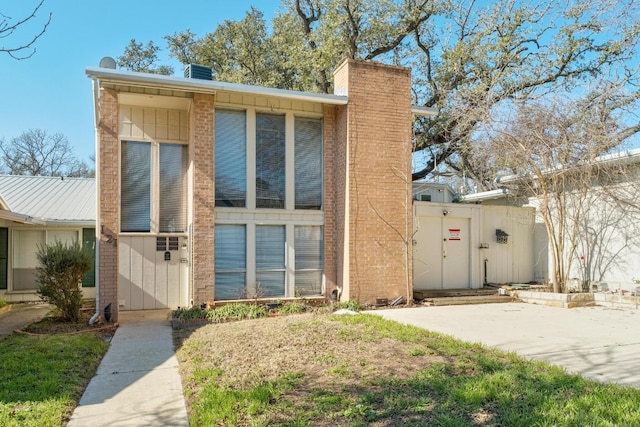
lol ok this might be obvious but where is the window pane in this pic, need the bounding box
[13,230,45,291]
[256,225,285,296]
[215,225,246,300]
[215,110,246,207]
[160,144,188,232]
[295,226,323,296]
[295,117,323,210]
[256,113,285,209]
[82,228,96,288]
[121,141,151,232]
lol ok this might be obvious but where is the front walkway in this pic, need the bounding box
[376,302,640,388]
[0,303,51,337]
[67,310,189,427]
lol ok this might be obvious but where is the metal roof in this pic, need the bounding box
[0,175,95,225]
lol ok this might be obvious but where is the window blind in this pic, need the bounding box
[121,141,151,232]
[295,117,323,210]
[256,225,285,296]
[295,226,324,295]
[215,225,247,300]
[215,109,247,207]
[160,144,188,232]
[256,113,285,209]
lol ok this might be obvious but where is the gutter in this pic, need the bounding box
[86,66,349,106]
[460,188,509,203]
[89,77,100,326]
[0,210,46,225]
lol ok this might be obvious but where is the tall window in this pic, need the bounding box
[215,225,247,300]
[256,225,286,296]
[121,141,188,233]
[295,117,323,210]
[160,144,188,232]
[0,228,7,290]
[256,113,285,209]
[121,141,151,232]
[295,226,324,295]
[215,109,246,207]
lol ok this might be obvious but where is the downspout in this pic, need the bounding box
[89,77,101,325]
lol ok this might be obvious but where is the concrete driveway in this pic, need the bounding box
[376,302,640,388]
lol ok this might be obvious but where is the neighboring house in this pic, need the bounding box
[412,181,457,203]
[463,148,640,291]
[87,59,436,320]
[0,175,96,302]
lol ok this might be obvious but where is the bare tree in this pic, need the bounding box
[0,129,93,177]
[0,1,51,59]
[479,96,640,292]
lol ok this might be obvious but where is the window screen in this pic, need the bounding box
[160,144,188,232]
[215,225,247,300]
[295,226,324,296]
[215,109,247,207]
[256,113,285,209]
[295,117,323,210]
[121,141,151,232]
[256,225,286,297]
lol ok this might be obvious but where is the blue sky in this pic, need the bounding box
[0,0,280,163]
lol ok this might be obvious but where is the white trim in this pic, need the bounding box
[86,67,349,106]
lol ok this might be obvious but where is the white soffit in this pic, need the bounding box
[118,93,192,110]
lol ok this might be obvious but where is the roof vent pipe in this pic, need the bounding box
[184,64,212,80]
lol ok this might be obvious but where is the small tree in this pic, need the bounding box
[36,241,92,322]
[476,95,640,292]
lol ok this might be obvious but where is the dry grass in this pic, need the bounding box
[174,312,640,426]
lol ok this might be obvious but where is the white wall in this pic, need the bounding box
[414,202,535,289]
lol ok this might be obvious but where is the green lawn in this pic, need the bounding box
[175,312,640,426]
[0,333,109,427]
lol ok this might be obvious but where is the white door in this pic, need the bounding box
[414,216,470,289]
[119,236,189,310]
[442,217,470,289]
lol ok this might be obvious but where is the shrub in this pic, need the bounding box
[0,298,6,309]
[278,301,307,314]
[170,303,268,323]
[336,300,362,312]
[36,240,92,323]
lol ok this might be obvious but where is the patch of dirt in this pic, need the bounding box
[22,306,117,341]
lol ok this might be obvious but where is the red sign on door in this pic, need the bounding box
[448,228,461,240]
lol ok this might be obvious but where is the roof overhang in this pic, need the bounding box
[497,147,640,185]
[0,210,46,225]
[86,67,349,106]
[460,188,509,203]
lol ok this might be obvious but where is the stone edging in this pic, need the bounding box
[512,290,640,309]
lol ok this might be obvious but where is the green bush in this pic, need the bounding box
[278,301,307,314]
[0,298,6,309]
[36,241,92,323]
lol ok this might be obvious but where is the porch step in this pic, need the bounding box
[425,295,515,306]
[414,288,499,299]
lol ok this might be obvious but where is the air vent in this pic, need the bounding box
[184,64,212,80]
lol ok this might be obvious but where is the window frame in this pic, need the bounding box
[120,139,189,235]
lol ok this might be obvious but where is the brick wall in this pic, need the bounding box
[98,88,120,322]
[333,60,413,304]
[191,93,216,305]
[323,106,338,298]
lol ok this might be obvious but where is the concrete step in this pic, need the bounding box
[414,288,499,299]
[426,295,515,306]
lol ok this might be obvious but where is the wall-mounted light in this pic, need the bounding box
[443,209,450,216]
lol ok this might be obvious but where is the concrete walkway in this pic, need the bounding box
[0,303,51,337]
[67,310,189,427]
[376,302,640,388]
